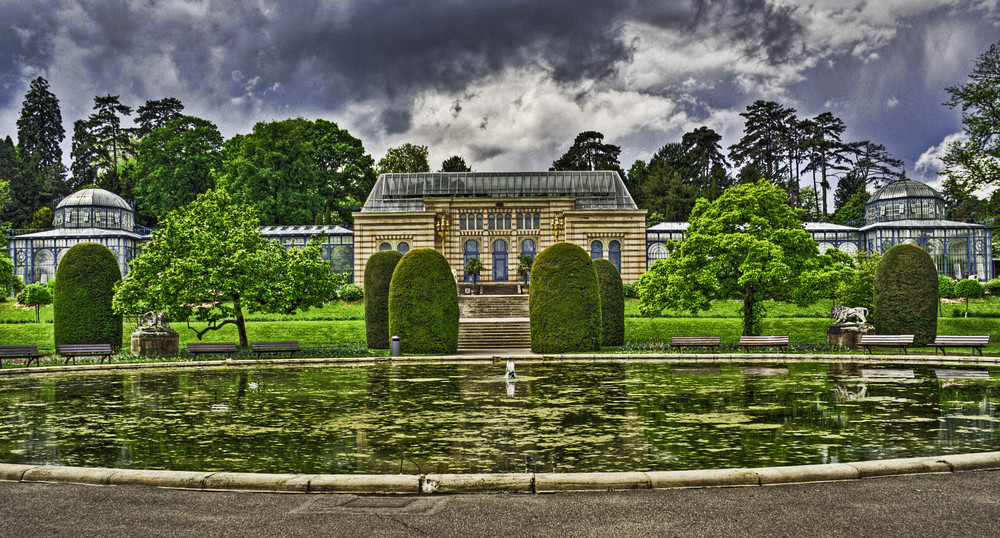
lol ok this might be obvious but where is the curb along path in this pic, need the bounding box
[3,452,999,494]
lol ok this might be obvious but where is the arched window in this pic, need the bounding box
[517,213,524,229]
[464,240,479,282]
[609,240,621,271]
[33,249,55,284]
[397,242,409,254]
[504,213,511,229]
[488,214,495,229]
[533,213,540,229]
[476,214,483,229]
[378,242,392,251]
[948,239,968,279]
[492,239,508,281]
[459,214,466,230]
[521,239,536,259]
[591,240,603,259]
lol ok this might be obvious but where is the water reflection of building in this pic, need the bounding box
[646,179,993,280]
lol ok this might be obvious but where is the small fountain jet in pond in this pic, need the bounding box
[505,360,516,379]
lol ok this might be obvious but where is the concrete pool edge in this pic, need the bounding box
[3,453,1000,494]
[3,353,1000,494]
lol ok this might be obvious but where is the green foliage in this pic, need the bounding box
[938,274,957,299]
[955,278,985,317]
[338,283,364,302]
[550,131,622,173]
[944,40,1000,188]
[638,180,851,335]
[984,277,1000,296]
[529,242,602,352]
[54,242,122,349]
[387,248,459,354]
[134,97,185,137]
[113,189,339,347]
[15,77,67,223]
[623,282,639,298]
[72,95,134,194]
[216,118,376,226]
[516,253,533,283]
[22,206,54,229]
[0,254,24,299]
[17,281,52,322]
[133,116,222,226]
[364,250,403,349]
[834,250,880,314]
[440,155,471,172]
[872,244,938,344]
[465,256,483,285]
[377,143,430,174]
[594,258,624,346]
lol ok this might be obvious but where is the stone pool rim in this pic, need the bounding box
[3,351,1000,494]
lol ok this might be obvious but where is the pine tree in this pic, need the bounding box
[14,76,66,221]
[135,97,184,138]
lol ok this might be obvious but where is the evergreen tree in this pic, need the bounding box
[802,112,850,216]
[439,155,471,172]
[729,100,795,190]
[135,97,185,138]
[550,131,622,174]
[0,136,29,226]
[14,76,66,222]
[72,95,134,193]
[943,40,1000,188]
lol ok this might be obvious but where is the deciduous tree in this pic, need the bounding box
[943,40,1000,188]
[637,180,850,335]
[113,189,341,347]
[440,155,471,172]
[377,143,430,174]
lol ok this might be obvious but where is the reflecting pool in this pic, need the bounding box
[1,361,999,474]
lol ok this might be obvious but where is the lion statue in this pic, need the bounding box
[831,304,868,325]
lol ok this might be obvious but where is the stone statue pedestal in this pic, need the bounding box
[827,323,874,350]
[130,327,180,357]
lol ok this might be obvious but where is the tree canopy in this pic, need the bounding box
[15,76,66,220]
[134,97,185,138]
[113,189,341,347]
[550,131,622,173]
[943,40,1000,188]
[215,118,376,226]
[133,115,222,226]
[440,155,471,172]
[637,180,851,335]
[377,143,430,174]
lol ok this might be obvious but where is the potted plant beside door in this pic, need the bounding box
[465,256,483,295]
[516,254,533,294]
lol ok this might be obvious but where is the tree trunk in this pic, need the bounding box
[741,288,760,336]
[234,296,249,348]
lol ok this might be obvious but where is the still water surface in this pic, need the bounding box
[1,361,998,474]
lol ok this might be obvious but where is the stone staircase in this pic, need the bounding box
[458,294,530,349]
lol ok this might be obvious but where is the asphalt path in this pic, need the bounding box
[3,470,1000,537]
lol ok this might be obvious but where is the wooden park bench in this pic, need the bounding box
[0,345,45,368]
[671,336,722,352]
[56,344,114,365]
[250,341,301,359]
[930,335,990,356]
[859,334,914,355]
[739,335,789,352]
[186,342,239,359]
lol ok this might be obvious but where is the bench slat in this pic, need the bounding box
[0,345,44,368]
[859,335,913,355]
[738,336,789,352]
[250,341,301,357]
[57,344,114,365]
[931,335,990,356]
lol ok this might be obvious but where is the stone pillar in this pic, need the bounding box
[130,327,180,357]
[827,323,873,350]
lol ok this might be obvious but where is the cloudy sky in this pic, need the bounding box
[1,0,998,194]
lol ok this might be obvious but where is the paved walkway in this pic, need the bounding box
[2,470,999,536]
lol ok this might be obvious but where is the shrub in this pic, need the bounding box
[872,244,937,345]
[938,274,956,299]
[363,250,403,349]
[622,282,638,299]
[338,283,364,302]
[954,278,985,317]
[53,242,123,350]
[388,248,459,354]
[0,254,24,299]
[594,258,624,346]
[984,277,1000,296]
[529,242,602,353]
[17,282,52,323]
[834,250,880,314]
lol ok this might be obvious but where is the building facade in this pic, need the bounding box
[646,179,993,280]
[353,172,648,286]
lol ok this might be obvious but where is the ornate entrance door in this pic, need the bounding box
[492,239,508,282]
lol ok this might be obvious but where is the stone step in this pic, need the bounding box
[458,318,530,349]
[459,295,529,319]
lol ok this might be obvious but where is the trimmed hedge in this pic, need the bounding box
[363,250,404,349]
[529,242,601,353]
[387,248,459,354]
[938,274,956,299]
[594,258,624,346]
[53,242,122,350]
[872,244,938,345]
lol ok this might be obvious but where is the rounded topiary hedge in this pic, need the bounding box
[387,248,459,354]
[364,250,404,349]
[593,258,624,346]
[54,242,123,350]
[872,244,938,345]
[529,242,602,353]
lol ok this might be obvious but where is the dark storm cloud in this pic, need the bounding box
[0,2,58,108]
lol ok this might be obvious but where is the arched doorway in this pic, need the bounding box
[464,240,479,282]
[492,239,508,282]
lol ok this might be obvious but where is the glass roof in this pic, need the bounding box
[868,179,943,203]
[361,171,638,212]
[56,188,132,210]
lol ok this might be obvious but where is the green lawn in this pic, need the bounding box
[3,296,1000,357]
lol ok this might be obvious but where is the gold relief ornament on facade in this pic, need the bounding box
[549,214,565,239]
[435,213,451,238]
